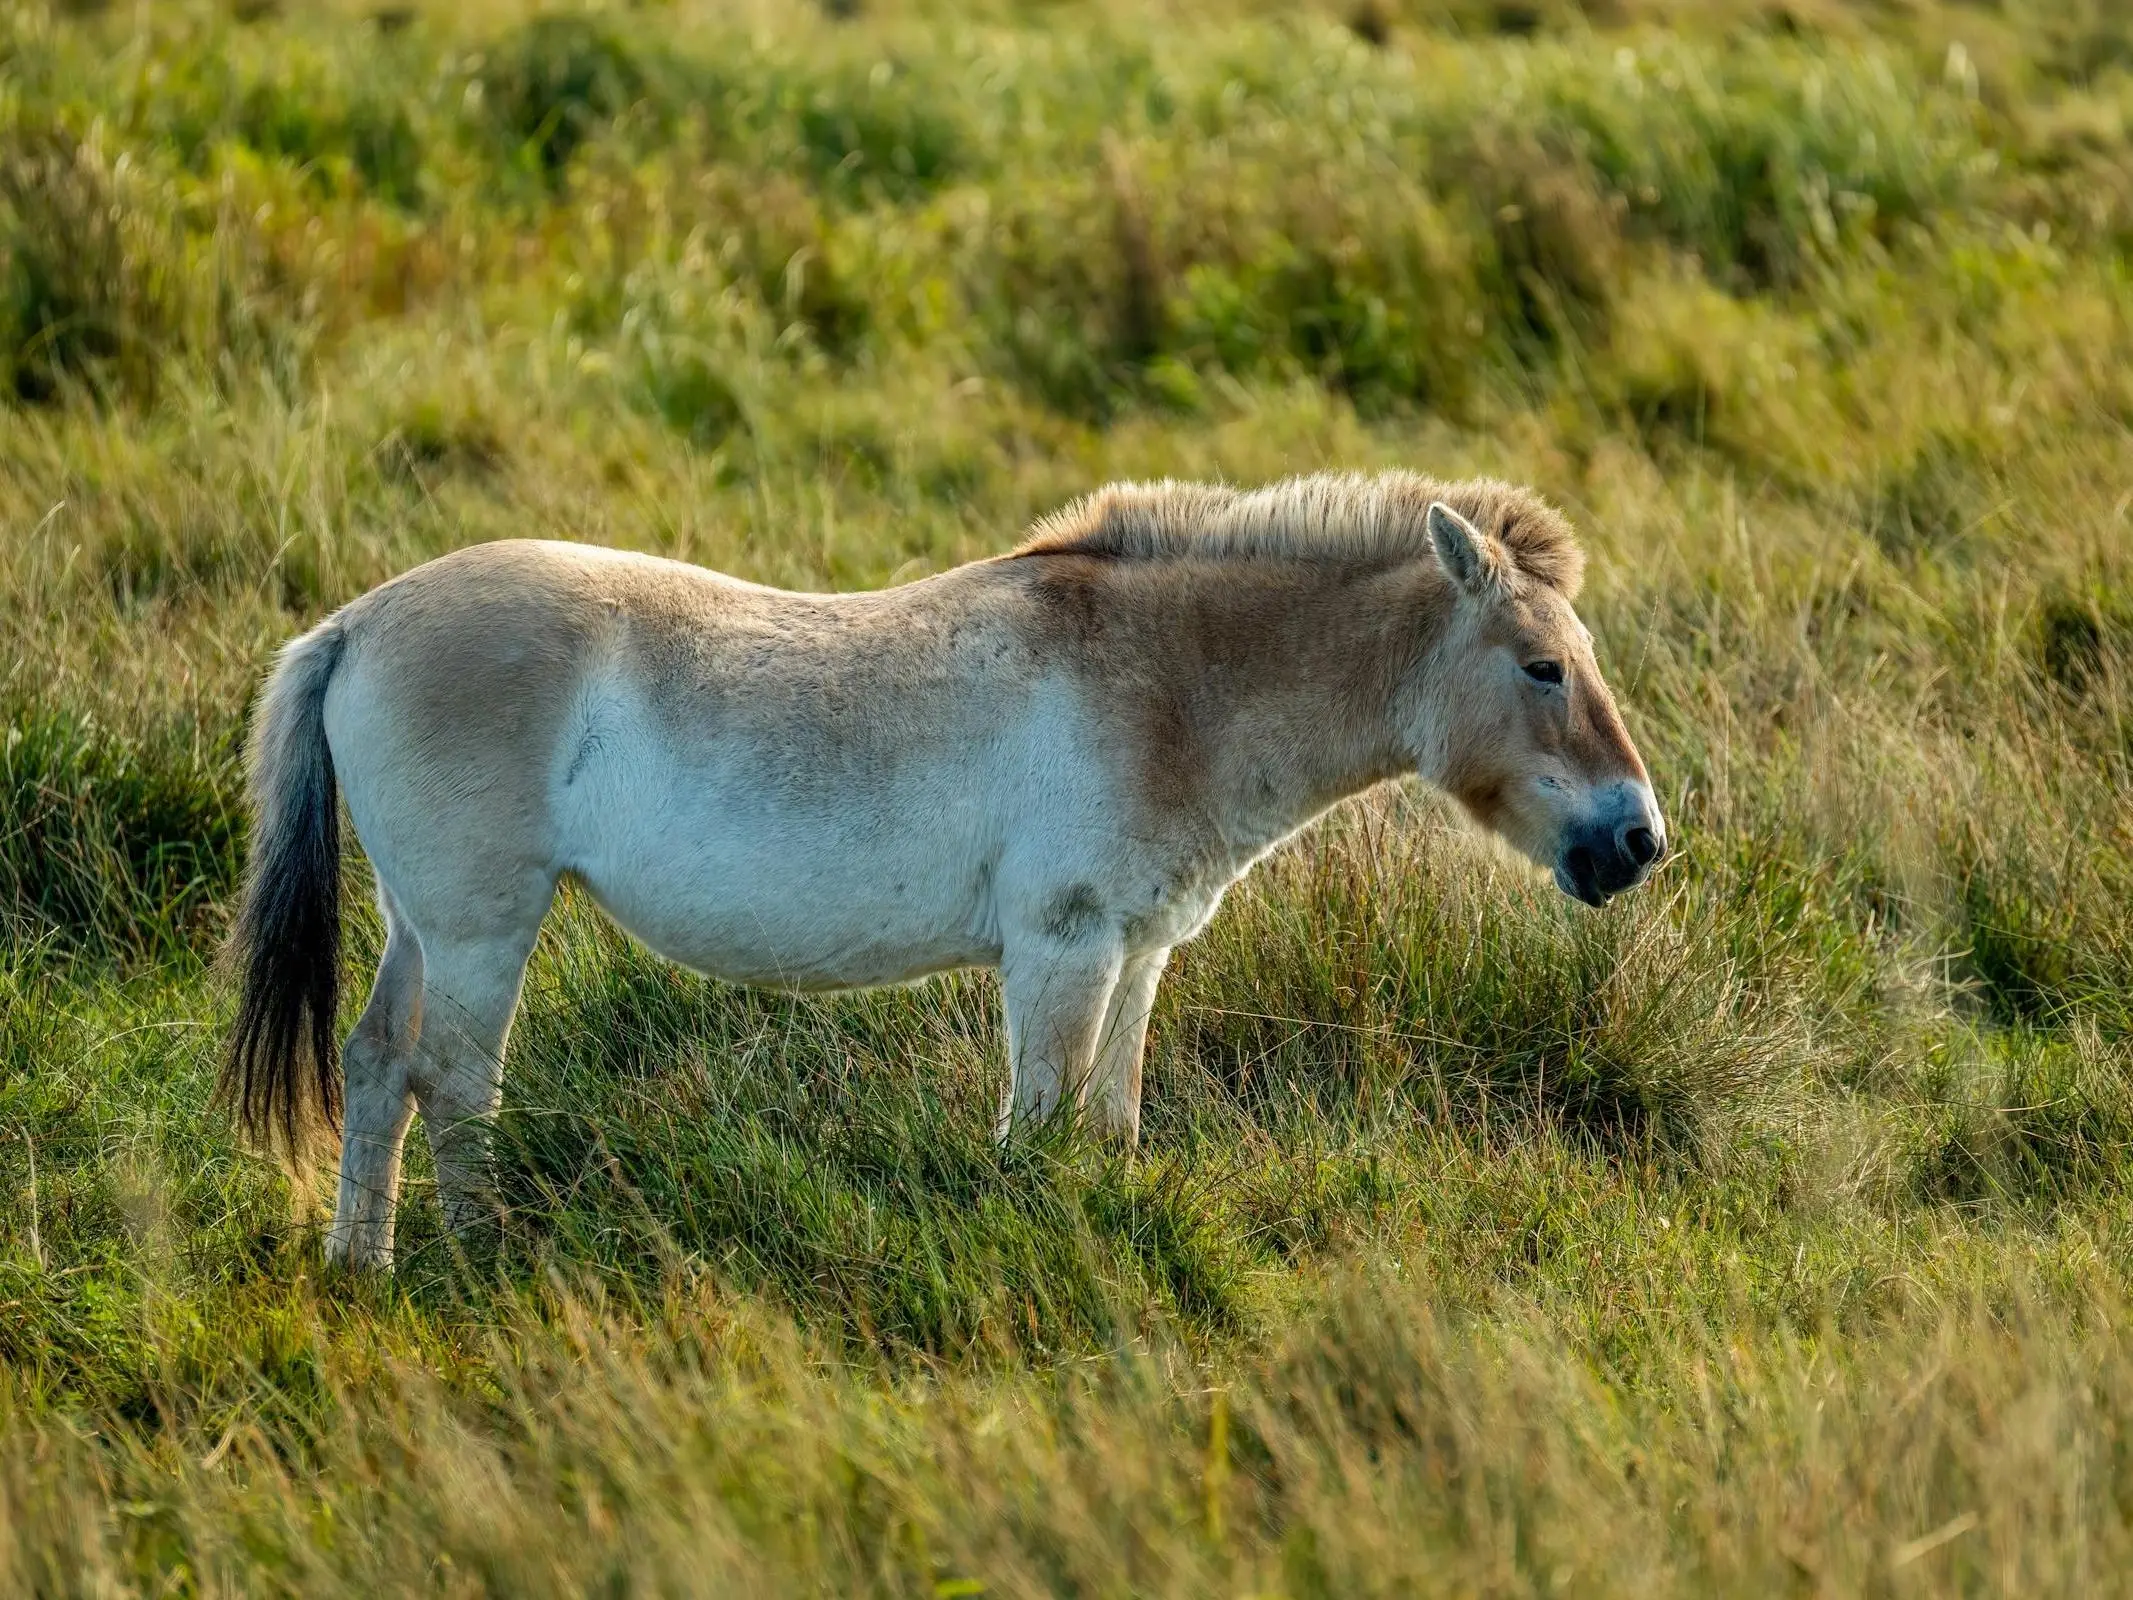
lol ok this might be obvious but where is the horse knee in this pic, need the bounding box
[1083,1046,1144,1146]
[1087,1083,1142,1146]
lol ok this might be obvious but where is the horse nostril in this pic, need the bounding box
[1624,826,1659,867]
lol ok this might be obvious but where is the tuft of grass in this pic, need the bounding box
[1915,1024,2133,1207]
[0,120,191,407]
[0,706,241,959]
[0,113,312,409]
[1161,808,1802,1159]
[478,13,651,178]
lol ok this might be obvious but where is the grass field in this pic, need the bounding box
[6,0,2133,1589]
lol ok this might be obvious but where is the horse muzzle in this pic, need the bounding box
[1553,788,1665,907]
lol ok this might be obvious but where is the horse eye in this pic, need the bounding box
[1524,660,1564,685]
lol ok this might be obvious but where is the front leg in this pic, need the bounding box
[1088,947,1170,1146]
[998,927,1125,1138]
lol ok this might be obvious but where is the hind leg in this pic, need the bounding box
[326,887,423,1270]
[407,900,550,1242]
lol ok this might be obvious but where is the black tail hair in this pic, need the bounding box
[220,621,346,1157]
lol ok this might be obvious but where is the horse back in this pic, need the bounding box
[321,539,1053,871]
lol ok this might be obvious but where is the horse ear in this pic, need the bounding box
[1427,502,1504,596]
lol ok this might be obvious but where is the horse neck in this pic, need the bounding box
[1138,556,1437,841]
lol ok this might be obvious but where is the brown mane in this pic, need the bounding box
[1013,471,1585,597]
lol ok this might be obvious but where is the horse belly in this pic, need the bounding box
[591,851,993,989]
[559,736,999,990]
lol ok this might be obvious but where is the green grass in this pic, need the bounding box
[7,0,2133,1589]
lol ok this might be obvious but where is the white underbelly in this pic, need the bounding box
[578,854,997,989]
[555,722,1002,989]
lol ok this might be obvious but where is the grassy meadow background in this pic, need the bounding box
[6,0,2133,1588]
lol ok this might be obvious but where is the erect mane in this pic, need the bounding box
[1013,471,1585,596]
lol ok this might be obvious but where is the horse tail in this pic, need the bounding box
[220,618,347,1158]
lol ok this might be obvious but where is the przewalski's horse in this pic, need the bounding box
[223,472,1664,1269]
